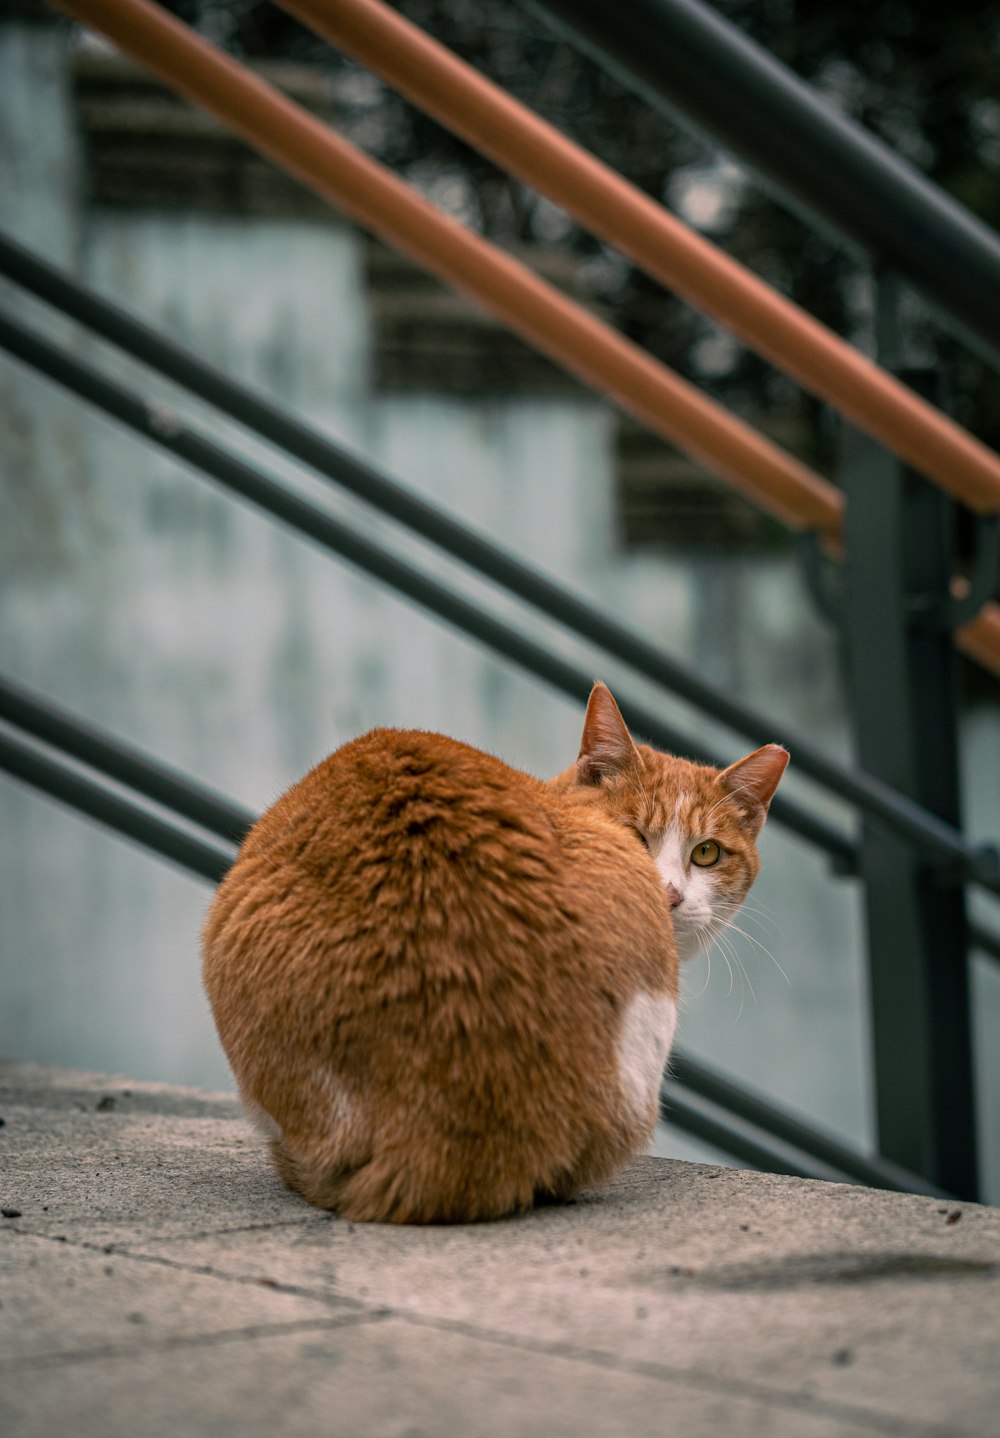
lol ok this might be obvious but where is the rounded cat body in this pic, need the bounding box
[202,683,787,1224]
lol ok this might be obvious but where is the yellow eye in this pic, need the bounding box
[691,840,721,867]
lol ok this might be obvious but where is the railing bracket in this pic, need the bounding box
[922,513,1000,632]
[796,529,843,625]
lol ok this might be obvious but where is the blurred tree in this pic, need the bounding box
[157,0,1000,471]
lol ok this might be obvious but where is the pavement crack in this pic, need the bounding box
[6,1228,369,1314]
[388,1310,959,1438]
[120,1216,321,1244]
[5,1215,318,1248]
[0,1310,390,1372]
[79,1241,371,1312]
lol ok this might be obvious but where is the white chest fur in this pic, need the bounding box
[617,991,677,1121]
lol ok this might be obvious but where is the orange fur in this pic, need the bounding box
[202,683,786,1223]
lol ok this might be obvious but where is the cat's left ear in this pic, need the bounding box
[720,745,789,834]
[577,682,640,785]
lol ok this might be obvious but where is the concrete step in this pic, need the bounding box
[1,1060,997,1437]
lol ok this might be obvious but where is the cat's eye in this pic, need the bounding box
[629,826,650,850]
[691,840,722,867]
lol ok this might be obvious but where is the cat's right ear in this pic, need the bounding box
[577,683,640,785]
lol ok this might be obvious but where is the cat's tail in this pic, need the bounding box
[282,1133,539,1223]
[275,1113,641,1224]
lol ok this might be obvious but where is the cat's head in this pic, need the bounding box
[566,682,788,961]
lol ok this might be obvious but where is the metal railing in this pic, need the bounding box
[528,0,1000,368]
[2,0,998,1198]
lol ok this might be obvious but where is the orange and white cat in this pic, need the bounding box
[202,683,787,1223]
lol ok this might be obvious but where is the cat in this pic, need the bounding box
[202,682,787,1224]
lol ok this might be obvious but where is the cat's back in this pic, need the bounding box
[219,726,665,937]
[205,729,551,995]
[230,725,556,891]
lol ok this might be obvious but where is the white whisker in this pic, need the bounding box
[736,952,757,1009]
[738,897,786,939]
[715,935,736,998]
[718,926,753,1020]
[717,931,746,1020]
[722,917,790,987]
[688,945,712,1000]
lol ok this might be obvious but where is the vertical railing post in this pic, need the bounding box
[840,274,978,1198]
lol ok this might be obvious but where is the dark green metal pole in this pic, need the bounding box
[841,283,978,1198]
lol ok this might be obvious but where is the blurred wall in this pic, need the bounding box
[1,14,997,1197]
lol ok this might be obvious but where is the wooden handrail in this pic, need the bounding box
[279,0,1000,519]
[47,0,840,538]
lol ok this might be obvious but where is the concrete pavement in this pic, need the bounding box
[1,1060,997,1437]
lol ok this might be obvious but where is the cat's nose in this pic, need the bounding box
[665,884,683,909]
